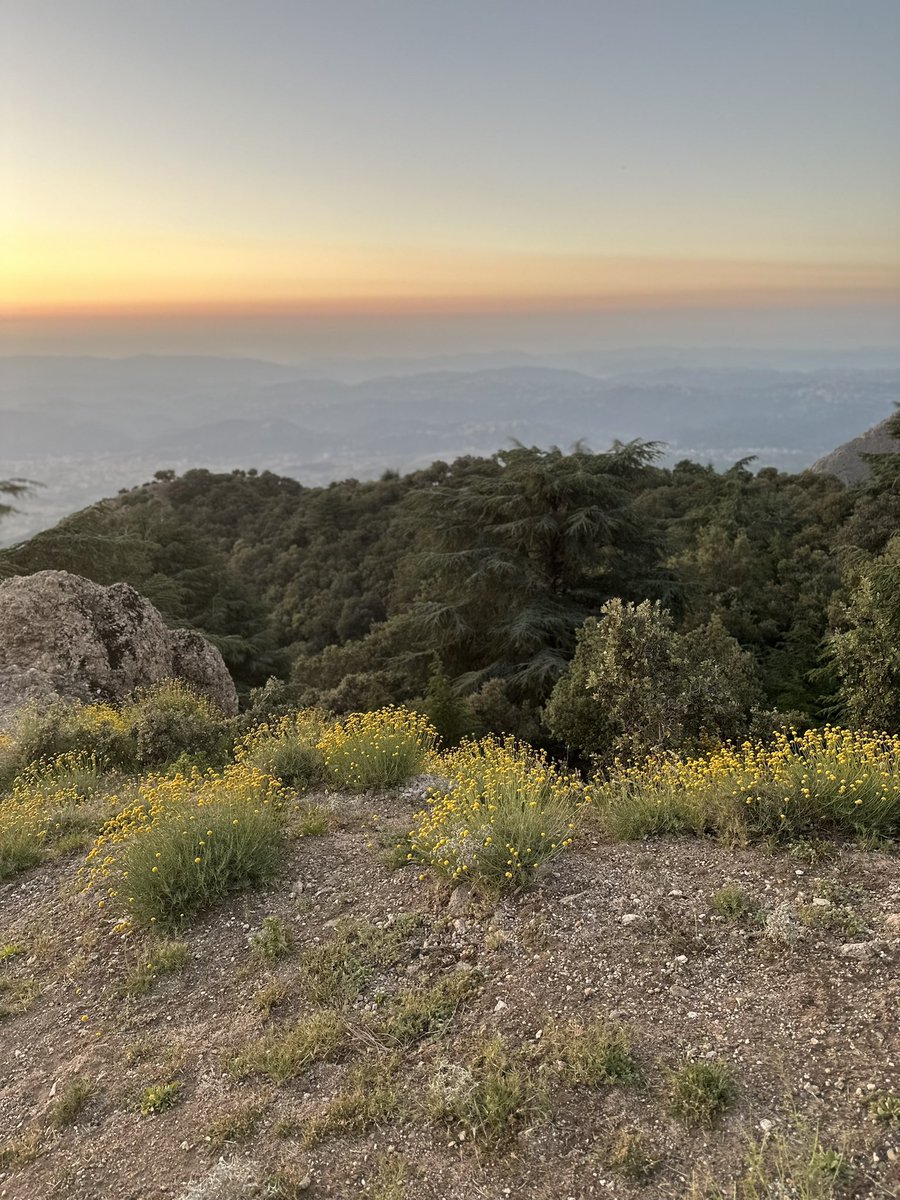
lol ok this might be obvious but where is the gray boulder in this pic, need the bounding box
[0,570,238,726]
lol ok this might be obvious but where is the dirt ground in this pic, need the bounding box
[1,787,898,1200]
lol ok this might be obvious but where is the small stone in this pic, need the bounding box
[447,886,471,918]
[621,913,640,925]
[839,942,874,960]
[494,998,508,1012]
[883,913,900,933]
[759,1119,774,1133]
[811,897,831,907]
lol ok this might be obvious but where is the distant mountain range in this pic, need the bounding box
[1,349,898,543]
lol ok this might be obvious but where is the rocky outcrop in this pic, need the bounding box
[0,571,238,726]
[809,415,900,485]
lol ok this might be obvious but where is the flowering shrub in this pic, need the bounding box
[123,681,232,768]
[592,727,900,842]
[8,700,135,778]
[318,707,437,791]
[236,708,330,789]
[83,762,285,929]
[0,751,112,879]
[409,736,583,893]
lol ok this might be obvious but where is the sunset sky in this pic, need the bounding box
[3,0,899,357]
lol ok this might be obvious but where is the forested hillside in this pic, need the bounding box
[4,413,900,750]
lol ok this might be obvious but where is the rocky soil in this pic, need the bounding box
[0,786,898,1200]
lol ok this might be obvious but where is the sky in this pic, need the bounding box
[2,0,899,359]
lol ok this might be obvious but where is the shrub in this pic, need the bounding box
[0,751,114,879]
[544,600,760,762]
[318,707,437,791]
[591,727,900,844]
[237,708,330,790]
[8,700,135,775]
[84,763,285,929]
[666,1059,736,1128]
[122,681,232,768]
[410,736,583,893]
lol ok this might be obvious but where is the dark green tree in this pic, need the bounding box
[829,536,900,730]
[397,443,663,712]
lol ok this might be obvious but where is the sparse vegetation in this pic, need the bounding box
[868,1091,900,1125]
[599,1128,659,1182]
[205,1100,263,1148]
[428,1035,546,1142]
[254,980,289,1017]
[299,916,425,1008]
[545,1017,641,1086]
[303,1058,403,1146]
[695,1129,850,1199]
[249,915,293,962]
[377,970,479,1047]
[123,937,190,995]
[711,885,761,921]
[230,1010,346,1082]
[46,1077,95,1127]
[360,1153,410,1200]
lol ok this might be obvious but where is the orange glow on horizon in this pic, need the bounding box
[3,231,898,321]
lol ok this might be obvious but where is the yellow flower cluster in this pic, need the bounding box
[592,726,900,841]
[0,750,110,871]
[82,761,283,902]
[317,706,438,791]
[410,736,584,891]
[235,707,331,762]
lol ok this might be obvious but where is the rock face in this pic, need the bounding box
[809,415,900,486]
[0,571,238,725]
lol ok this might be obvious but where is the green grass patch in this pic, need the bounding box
[139,1081,182,1116]
[230,1010,346,1083]
[545,1017,640,1086]
[377,971,479,1047]
[250,915,293,962]
[428,1035,546,1142]
[303,1058,403,1146]
[299,915,425,1008]
[666,1059,737,1129]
